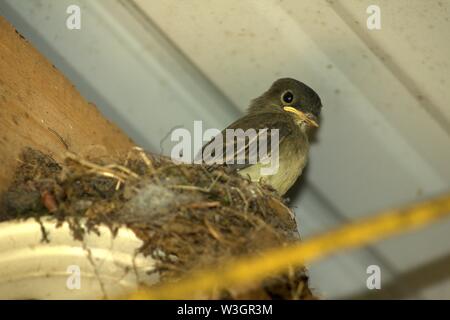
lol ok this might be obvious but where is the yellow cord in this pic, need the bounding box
[128,192,450,299]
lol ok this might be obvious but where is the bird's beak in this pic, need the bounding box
[283,106,319,127]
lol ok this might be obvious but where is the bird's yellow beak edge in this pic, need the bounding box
[283,106,319,127]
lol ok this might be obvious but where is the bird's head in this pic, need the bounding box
[248,78,322,128]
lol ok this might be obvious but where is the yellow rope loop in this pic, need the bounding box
[128,192,450,300]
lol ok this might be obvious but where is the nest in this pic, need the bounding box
[0,147,316,299]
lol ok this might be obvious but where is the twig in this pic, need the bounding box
[104,164,139,179]
[204,217,227,244]
[82,242,108,300]
[168,185,210,193]
[232,187,249,212]
[133,146,155,173]
[47,127,69,150]
[185,202,220,209]
[65,152,130,182]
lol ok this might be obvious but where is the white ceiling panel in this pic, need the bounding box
[1,0,449,299]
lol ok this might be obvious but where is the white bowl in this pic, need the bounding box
[0,218,158,299]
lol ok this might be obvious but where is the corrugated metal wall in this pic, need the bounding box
[1,0,449,298]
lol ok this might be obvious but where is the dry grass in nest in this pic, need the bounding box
[0,147,316,299]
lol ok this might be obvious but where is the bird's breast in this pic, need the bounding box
[239,131,309,195]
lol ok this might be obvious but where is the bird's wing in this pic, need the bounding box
[198,112,292,171]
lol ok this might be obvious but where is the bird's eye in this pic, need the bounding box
[282,91,294,104]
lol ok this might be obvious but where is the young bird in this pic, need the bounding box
[200,78,322,195]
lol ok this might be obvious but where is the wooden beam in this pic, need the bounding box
[0,17,135,192]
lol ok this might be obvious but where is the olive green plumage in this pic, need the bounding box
[202,78,322,195]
